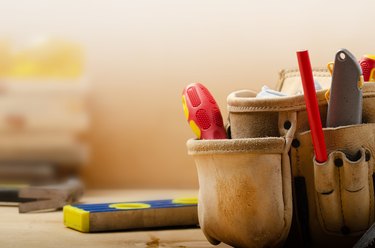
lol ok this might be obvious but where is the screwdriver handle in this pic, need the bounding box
[182,83,227,140]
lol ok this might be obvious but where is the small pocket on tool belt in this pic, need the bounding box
[294,123,375,236]
[227,90,280,138]
[314,148,372,233]
[187,137,292,248]
[227,89,327,139]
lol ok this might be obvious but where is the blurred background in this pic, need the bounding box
[0,0,373,189]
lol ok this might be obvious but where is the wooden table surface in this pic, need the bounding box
[0,190,231,248]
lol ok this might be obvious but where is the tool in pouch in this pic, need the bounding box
[326,49,364,127]
[354,222,375,248]
[182,83,227,140]
[297,50,328,163]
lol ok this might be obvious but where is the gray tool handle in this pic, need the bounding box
[353,222,375,248]
[326,49,363,127]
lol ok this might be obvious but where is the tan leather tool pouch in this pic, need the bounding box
[186,68,375,247]
[282,69,375,247]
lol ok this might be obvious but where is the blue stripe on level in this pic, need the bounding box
[73,199,197,213]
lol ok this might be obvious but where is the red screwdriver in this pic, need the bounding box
[182,83,227,140]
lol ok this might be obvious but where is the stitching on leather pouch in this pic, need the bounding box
[282,68,330,79]
[191,149,282,154]
[229,99,327,112]
[229,94,375,113]
[283,73,331,79]
[282,68,328,74]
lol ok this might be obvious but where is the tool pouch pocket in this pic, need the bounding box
[314,148,372,233]
[293,123,375,247]
[187,137,292,248]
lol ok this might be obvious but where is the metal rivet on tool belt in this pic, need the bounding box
[366,150,371,162]
[291,139,300,148]
[341,226,350,235]
[334,158,343,167]
[283,121,291,130]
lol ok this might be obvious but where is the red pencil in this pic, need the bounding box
[297,50,328,163]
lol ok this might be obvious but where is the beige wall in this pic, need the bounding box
[0,0,374,188]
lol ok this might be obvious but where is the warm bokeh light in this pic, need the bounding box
[0,37,88,185]
[0,38,83,78]
[0,0,374,189]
